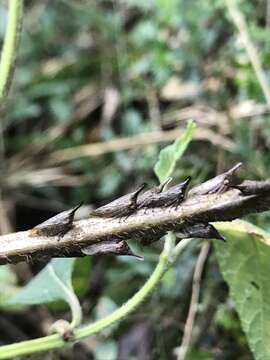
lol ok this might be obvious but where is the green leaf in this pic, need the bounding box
[10,258,76,305]
[0,266,19,309]
[154,119,196,182]
[94,296,119,336]
[186,349,214,360]
[10,258,82,328]
[214,220,270,360]
[95,341,117,360]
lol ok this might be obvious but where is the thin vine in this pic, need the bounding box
[0,236,192,359]
[0,0,23,101]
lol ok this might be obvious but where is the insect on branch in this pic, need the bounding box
[0,164,269,265]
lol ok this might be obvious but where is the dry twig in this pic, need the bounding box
[175,242,211,360]
[48,127,235,164]
[225,0,270,107]
[0,178,269,265]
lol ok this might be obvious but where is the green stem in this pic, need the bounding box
[69,289,83,329]
[0,0,23,101]
[0,231,192,359]
[76,249,169,338]
[0,238,175,359]
[48,265,82,330]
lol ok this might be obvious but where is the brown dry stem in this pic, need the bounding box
[0,179,269,265]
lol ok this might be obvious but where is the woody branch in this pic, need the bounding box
[0,179,269,265]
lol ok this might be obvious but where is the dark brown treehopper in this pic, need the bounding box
[82,239,144,260]
[146,176,192,210]
[189,163,242,196]
[90,183,146,219]
[138,176,191,210]
[29,203,83,239]
[137,177,172,209]
[176,222,225,241]
[161,176,192,208]
[137,221,225,246]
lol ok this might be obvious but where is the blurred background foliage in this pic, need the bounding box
[0,0,269,359]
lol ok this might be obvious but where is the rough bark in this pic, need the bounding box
[0,180,269,265]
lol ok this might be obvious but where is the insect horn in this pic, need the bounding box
[131,183,147,203]
[67,202,83,222]
[158,177,172,192]
[172,176,192,208]
[71,202,83,214]
[223,163,243,185]
[182,176,192,192]
[227,162,243,175]
[206,223,226,241]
